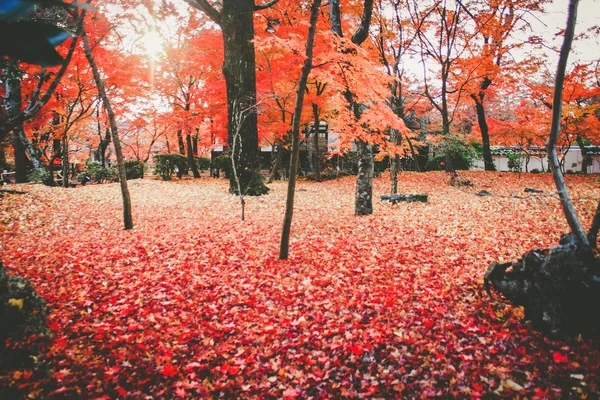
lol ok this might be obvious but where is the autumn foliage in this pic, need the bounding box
[1,172,599,398]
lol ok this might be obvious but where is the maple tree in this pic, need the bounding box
[184,0,279,196]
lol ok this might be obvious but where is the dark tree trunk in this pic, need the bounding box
[312,103,321,182]
[220,0,268,196]
[355,140,374,215]
[193,131,199,156]
[177,129,185,155]
[389,129,399,194]
[11,130,29,183]
[576,134,589,173]
[4,61,43,182]
[186,134,200,178]
[268,143,284,183]
[279,0,321,260]
[83,29,133,230]
[472,93,495,171]
[62,135,69,187]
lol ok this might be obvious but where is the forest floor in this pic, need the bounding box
[1,171,599,399]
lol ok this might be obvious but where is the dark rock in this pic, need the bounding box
[380,194,428,204]
[476,190,492,196]
[525,187,544,193]
[485,241,600,339]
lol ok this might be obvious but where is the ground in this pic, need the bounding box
[1,171,599,398]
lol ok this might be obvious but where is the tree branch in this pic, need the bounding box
[351,0,373,45]
[183,0,221,25]
[255,0,280,11]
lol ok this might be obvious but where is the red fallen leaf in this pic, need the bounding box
[48,320,61,331]
[423,319,435,329]
[54,368,71,379]
[23,371,33,380]
[349,344,364,355]
[116,386,128,397]
[161,365,179,377]
[553,352,568,363]
[49,386,68,395]
[282,387,300,399]
[221,364,240,375]
[174,387,186,397]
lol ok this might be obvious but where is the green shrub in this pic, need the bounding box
[196,156,211,171]
[153,153,188,180]
[0,262,48,371]
[427,136,479,171]
[212,154,231,178]
[530,168,541,174]
[26,167,52,185]
[78,162,118,183]
[125,160,144,180]
[507,153,523,173]
[304,170,351,181]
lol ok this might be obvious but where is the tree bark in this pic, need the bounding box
[82,29,133,230]
[355,140,374,215]
[471,90,494,171]
[62,135,69,187]
[329,0,374,215]
[177,129,185,155]
[312,103,321,182]
[186,133,200,178]
[546,0,588,246]
[279,0,321,260]
[222,0,268,195]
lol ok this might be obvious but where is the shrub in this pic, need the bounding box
[0,262,48,371]
[507,153,523,173]
[196,156,211,171]
[304,170,351,181]
[427,136,479,171]
[78,162,118,183]
[26,167,52,185]
[530,168,542,174]
[153,153,188,180]
[125,160,144,180]
[212,154,231,178]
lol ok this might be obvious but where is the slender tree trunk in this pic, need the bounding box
[268,144,283,183]
[312,104,321,182]
[390,129,398,194]
[472,93,494,171]
[279,0,321,260]
[546,0,587,246]
[11,130,29,183]
[62,135,69,187]
[177,130,185,155]
[306,125,314,173]
[187,133,200,178]
[82,29,133,230]
[576,135,589,173]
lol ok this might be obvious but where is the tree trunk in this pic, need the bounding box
[82,29,133,230]
[389,129,398,194]
[312,103,321,182]
[472,93,495,171]
[220,0,268,196]
[279,0,321,260]
[576,134,589,173]
[306,125,314,173]
[546,0,587,246]
[355,140,374,215]
[11,130,29,183]
[177,130,185,155]
[4,61,43,183]
[268,144,283,183]
[187,133,200,178]
[62,135,69,187]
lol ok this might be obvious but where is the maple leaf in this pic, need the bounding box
[160,365,178,378]
[552,352,568,364]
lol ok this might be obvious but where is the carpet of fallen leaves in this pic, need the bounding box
[1,171,600,399]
